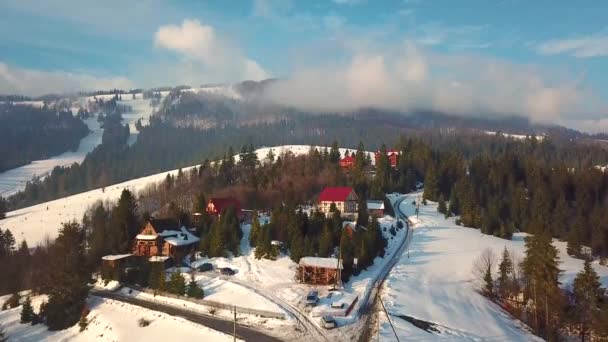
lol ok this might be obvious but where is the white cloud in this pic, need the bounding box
[264,41,608,126]
[536,31,608,58]
[0,62,133,96]
[332,0,365,5]
[154,19,269,83]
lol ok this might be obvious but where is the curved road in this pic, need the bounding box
[91,290,282,342]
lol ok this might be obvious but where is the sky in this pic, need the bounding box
[1,0,608,132]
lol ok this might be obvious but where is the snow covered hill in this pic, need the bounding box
[0,294,238,342]
[378,191,608,341]
[0,94,161,196]
[0,145,367,247]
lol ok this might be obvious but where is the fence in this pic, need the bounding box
[129,285,286,320]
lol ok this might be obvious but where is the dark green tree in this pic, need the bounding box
[572,259,604,341]
[437,194,447,215]
[186,277,204,299]
[20,295,35,323]
[497,247,513,299]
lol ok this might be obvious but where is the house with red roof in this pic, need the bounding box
[375,149,400,168]
[317,187,358,217]
[206,197,242,219]
[339,155,355,169]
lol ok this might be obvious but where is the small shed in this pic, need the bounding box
[367,200,385,218]
[298,257,343,285]
[101,254,133,281]
[149,255,172,269]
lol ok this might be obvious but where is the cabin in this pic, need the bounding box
[318,187,358,218]
[298,257,343,285]
[206,197,242,219]
[375,150,400,168]
[367,200,385,218]
[132,219,200,263]
[339,155,355,170]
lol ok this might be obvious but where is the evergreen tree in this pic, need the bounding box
[249,213,261,248]
[318,224,333,257]
[0,196,6,219]
[448,187,459,216]
[168,271,186,295]
[329,140,341,163]
[437,194,447,215]
[572,259,604,341]
[0,229,16,257]
[423,163,439,201]
[483,265,494,299]
[289,234,305,263]
[20,295,34,323]
[186,277,204,299]
[497,247,513,299]
[46,222,90,331]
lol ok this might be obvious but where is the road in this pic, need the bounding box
[91,290,282,342]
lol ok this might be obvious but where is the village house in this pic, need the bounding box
[101,254,133,281]
[317,187,358,218]
[375,149,400,168]
[339,155,355,170]
[298,257,343,285]
[367,200,385,218]
[132,218,200,263]
[206,197,242,219]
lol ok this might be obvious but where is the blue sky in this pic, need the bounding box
[1,0,607,131]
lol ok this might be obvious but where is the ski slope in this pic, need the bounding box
[0,294,238,342]
[378,191,608,341]
[0,94,160,196]
[0,145,367,247]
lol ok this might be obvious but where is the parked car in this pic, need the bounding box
[331,301,344,309]
[197,263,213,272]
[321,316,337,329]
[305,290,319,306]
[220,267,236,276]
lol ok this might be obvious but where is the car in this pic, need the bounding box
[330,301,344,309]
[220,267,236,276]
[305,290,319,306]
[196,263,213,272]
[321,316,337,329]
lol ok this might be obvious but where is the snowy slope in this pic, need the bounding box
[378,191,608,341]
[0,295,238,342]
[0,145,367,247]
[0,94,160,196]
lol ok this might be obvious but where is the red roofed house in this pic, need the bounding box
[339,155,355,170]
[318,187,358,217]
[206,197,242,219]
[375,150,400,168]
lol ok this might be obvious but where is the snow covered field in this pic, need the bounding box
[0,145,366,247]
[378,191,608,341]
[0,294,238,342]
[0,94,159,196]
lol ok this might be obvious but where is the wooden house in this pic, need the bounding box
[367,200,385,218]
[206,197,242,219]
[101,254,133,281]
[339,155,355,170]
[375,150,400,168]
[132,219,200,263]
[298,257,343,285]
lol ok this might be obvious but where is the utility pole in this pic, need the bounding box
[233,305,237,342]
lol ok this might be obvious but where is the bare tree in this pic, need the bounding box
[472,248,497,297]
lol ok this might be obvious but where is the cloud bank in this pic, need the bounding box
[154,19,268,84]
[537,30,608,58]
[264,42,607,127]
[0,62,133,96]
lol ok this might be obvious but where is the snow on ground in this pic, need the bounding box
[378,191,608,341]
[483,130,545,141]
[0,145,365,247]
[0,294,238,342]
[0,94,159,196]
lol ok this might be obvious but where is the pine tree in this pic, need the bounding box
[168,271,186,295]
[289,234,305,263]
[437,194,447,215]
[318,224,333,257]
[572,259,604,341]
[46,222,90,331]
[423,163,439,201]
[448,188,459,216]
[497,247,513,299]
[186,278,204,299]
[483,265,494,299]
[0,196,7,219]
[249,213,261,248]
[20,295,34,323]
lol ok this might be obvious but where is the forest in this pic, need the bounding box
[0,103,89,172]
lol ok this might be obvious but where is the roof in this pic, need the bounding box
[163,227,200,246]
[340,156,355,163]
[102,254,132,261]
[367,200,385,210]
[208,197,241,213]
[149,256,170,262]
[148,218,180,234]
[299,257,343,270]
[318,187,355,202]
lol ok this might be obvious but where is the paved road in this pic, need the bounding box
[91,291,283,342]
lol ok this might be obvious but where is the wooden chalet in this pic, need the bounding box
[298,257,343,285]
[101,254,133,281]
[375,149,400,168]
[339,155,355,170]
[132,218,200,263]
[318,187,358,218]
[206,197,242,219]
